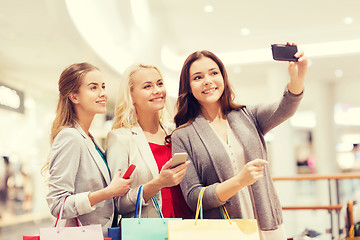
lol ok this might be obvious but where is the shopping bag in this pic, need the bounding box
[40,224,104,240]
[22,236,39,240]
[346,200,360,240]
[108,226,120,240]
[168,187,260,240]
[108,207,121,240]
[24,227,110,240]
[121,185,180,240]
[40,198,104,240]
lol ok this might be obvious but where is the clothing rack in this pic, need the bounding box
[273,173,360,239]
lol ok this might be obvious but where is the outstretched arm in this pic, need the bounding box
[288,43,308,95]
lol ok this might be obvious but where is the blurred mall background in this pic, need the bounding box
[1,0,360,239]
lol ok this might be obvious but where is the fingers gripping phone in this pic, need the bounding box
[122,164,136,179]
[271,44,298,62]
[170,153,188,169]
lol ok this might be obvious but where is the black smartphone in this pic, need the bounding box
[271,44,298,62]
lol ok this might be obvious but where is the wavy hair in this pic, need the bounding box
[112,63,173,129]
[42,62,99,174]
[174,50,244,128]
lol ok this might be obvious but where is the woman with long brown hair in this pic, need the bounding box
[172,47,308,239]
[45,62,131,236]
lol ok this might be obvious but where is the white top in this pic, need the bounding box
[208,120,287,240]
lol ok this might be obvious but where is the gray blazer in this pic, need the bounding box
[172,88,303,231]
[106,122,173,218]
[46,123,113,236]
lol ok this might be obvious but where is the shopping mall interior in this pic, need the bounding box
[1,1,360,239]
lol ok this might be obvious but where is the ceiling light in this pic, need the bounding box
[203,5,214,13]
[344,17,353,25]
[334,69,343,78]
[240,28,250,36]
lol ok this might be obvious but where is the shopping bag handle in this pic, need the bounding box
[194,187,231,225]
[55,197,85,232]
[151,195,164,218]
[134,185,165,221]
[134,185,143,218]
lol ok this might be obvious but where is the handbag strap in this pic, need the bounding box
[55,197,68,227]
[220,205,231,220]
[55,197,84,231]
[151,195,164,218]
[195,187,231,225]
[195,187,208,224]
[134,185,143,218]
[134,185,165,220]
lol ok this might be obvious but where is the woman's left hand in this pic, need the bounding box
[287,43,308,94]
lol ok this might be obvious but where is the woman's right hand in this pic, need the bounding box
[107,170,132,198]
[216,159,268,203]
[237,159,268,186]
[157,158,190,188]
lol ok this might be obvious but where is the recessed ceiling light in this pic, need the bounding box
[335,69,343,78]
[344,17,353,24]
[203,5,214,13]
[240,28,250,36]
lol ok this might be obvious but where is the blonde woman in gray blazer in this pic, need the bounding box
[172,48,308,240]
[106,63,191,219]
[44,63,132,236]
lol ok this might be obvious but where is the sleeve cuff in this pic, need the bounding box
[204,183,226,207]
[284,84,304,97]
[75,191,96,215]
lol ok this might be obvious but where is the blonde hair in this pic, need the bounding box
[112,63,173,129]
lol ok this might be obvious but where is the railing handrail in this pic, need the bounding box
[273,173,360,181]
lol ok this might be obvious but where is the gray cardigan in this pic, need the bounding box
[172,88,303,231]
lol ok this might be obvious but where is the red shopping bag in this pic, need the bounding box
[23,236,39,240]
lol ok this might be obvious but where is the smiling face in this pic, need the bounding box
[70,70,107,116]
[130,67,166,115]
[189,57,224,108]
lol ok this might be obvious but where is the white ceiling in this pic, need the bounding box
[1,0,360,114]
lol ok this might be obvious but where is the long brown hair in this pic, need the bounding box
[42,62,99,174]
[174,50,244,127]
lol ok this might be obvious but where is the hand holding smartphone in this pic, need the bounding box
[122,164,136,179]
[271,44,298,62]
[170,153,188,169]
